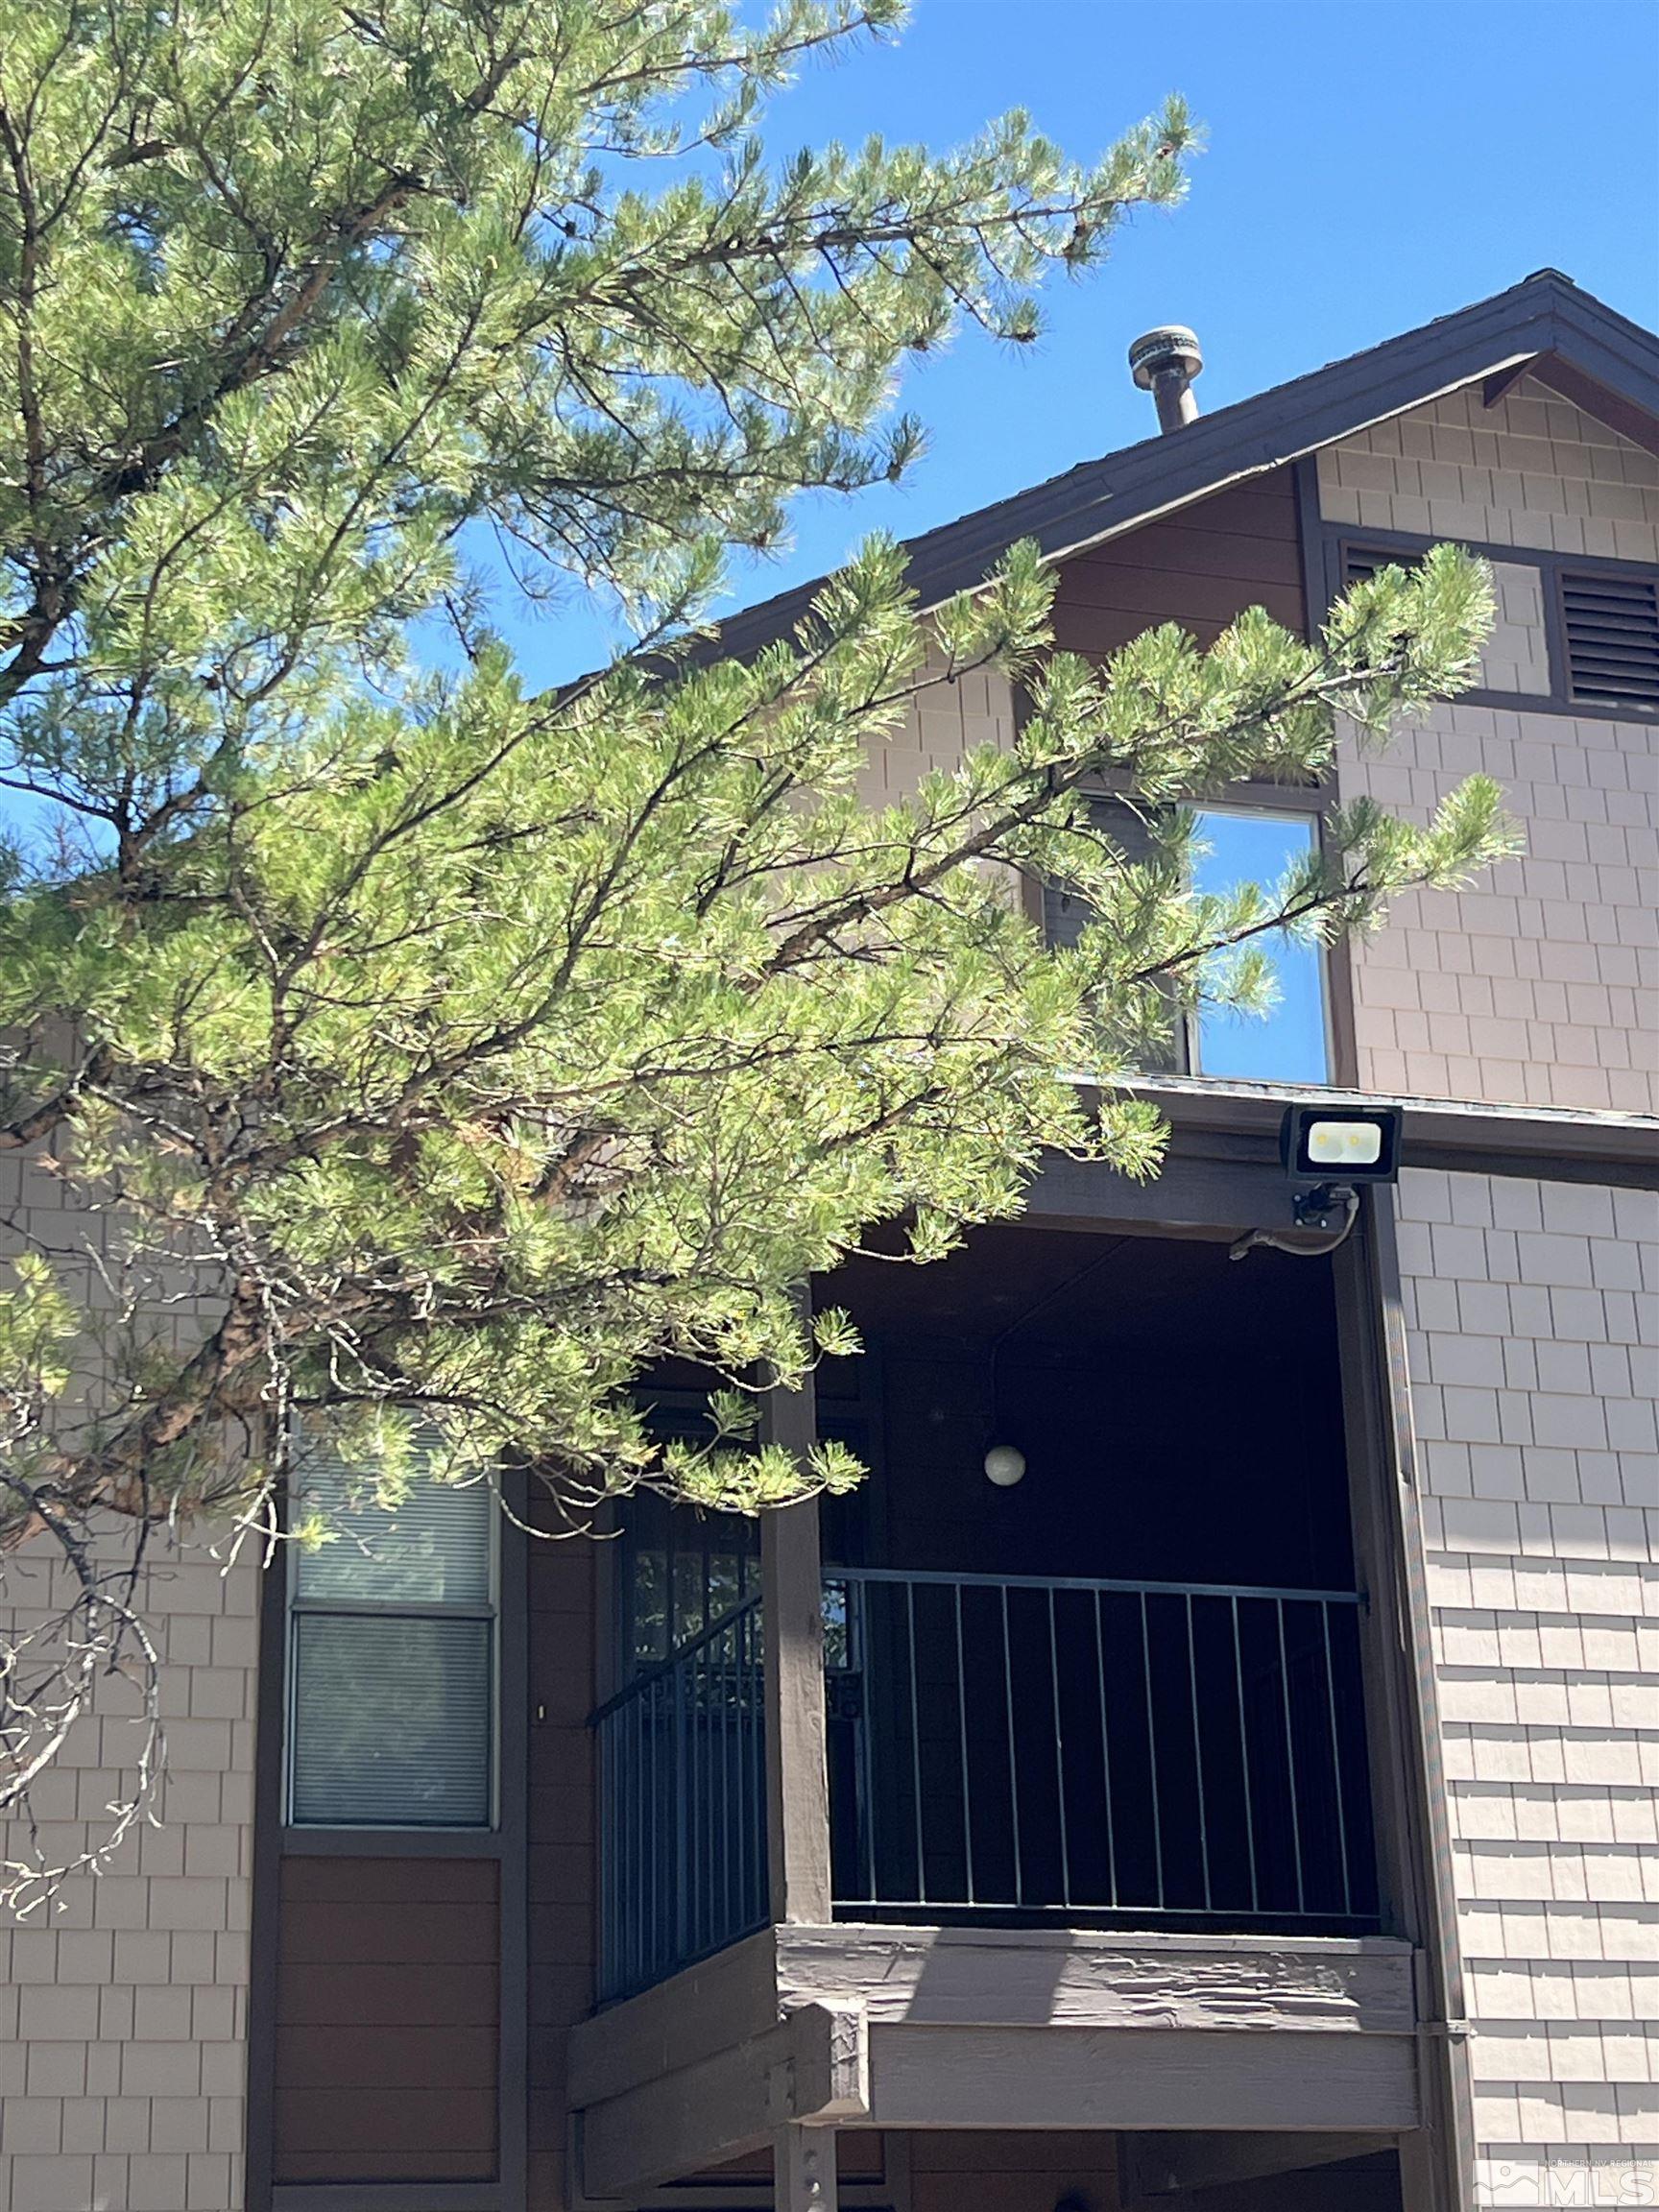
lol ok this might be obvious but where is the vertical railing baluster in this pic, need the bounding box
[1322,1599,1353,1918]
[612,1711,622,1997]
[598,1719,611,1996]
[652,1682,662,1984]
[696,1645,709,1959]
[1002,1583,1023,1907]
[738,1620,750,1932]
[634,1693,645,1992]
[710,1644,721,1950]
[622,1716,631,1985]
[1094,1589,1118,1907]
[729,1622,739,1936]
[686,1652,698,1962]
[859,1584,878,1904]
[1048,1586,1071,1908]
[753,1608,766,1926]
[1187,1592,1211,1911]
[646,1690,655,1984]
[674,1652,688,1967]
[1278,1599,1306,1914]
[598,1719,609,1996]
[751,1611,762,1928]
[1142,1591,1164,1911]
[1233,1594,1259,1913]
[642,1687,653,1985]
[643,1682,656,1984]
[747,1610,760,1937]
[734,1620,746,1933]
[658,1682,665,1975]
[906,1578,926,1906]
[954,1581,975,1908]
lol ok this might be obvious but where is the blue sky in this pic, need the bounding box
[513,0,1659,683]
[6,0,1653,861]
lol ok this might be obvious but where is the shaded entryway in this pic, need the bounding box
[816,1222,1379,1936]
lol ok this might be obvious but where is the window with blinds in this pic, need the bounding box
[1561,570,1659,709]
[287,1443,496,1827]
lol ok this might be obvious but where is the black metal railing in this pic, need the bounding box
[592,1590,767,2002]
[824,1567,1377,1929]
[593,1563,1380,2001]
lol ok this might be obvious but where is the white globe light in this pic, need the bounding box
[983,1444,1026,1488]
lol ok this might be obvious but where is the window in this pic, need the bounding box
[287,1439,496,1827]
[1561,570,1659,709]
[618,1487,758,1677]
[1045,799,1330,1084]
[1191,807,1330,1083]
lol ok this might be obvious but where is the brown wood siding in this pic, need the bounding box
[1049,468,1306,661]
[909,2129,1118,2212]
[526,1516,599,2211]
[272,1855,499,2185]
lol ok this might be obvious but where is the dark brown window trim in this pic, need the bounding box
[246,1481,529,2212]
[1043,781,1351,1088]
[245,1503,286,2212]
[1292,458,1362,1088]
[276,1822,510,1857]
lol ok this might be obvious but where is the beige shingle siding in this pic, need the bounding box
[1397,1168,1659,2201]
[0,1536,258,2212]
[860,648,1021,806]
[1,1147,257,2212]
[1323,377,1659,1115]
[1317,373,1659,564]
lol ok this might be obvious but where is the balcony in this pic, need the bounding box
[572,1209,1441,2206]
[594,1563,1374,2005]
[827,1565,1375,1932]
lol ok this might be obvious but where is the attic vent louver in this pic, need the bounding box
[1561,571,1659,709]
[1343,545,1421,588]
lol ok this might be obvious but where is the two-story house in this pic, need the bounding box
[3,269,1654,2212]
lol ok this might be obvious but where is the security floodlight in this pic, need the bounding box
[1234,1104,1406,1261]
[1280,1103,1404,1187]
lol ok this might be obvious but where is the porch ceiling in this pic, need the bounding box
[821,1219,1335,1363]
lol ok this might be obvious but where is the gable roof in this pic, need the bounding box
[709,271,1659,661]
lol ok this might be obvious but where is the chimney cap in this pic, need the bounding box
[1128,325,1204,391]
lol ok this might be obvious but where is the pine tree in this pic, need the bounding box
[0,0,1510,1888]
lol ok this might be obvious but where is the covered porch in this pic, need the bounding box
[571,1131,1464,2210]
[594,1222,1379,2001]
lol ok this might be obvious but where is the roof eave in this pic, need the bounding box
[704,273,1659,661]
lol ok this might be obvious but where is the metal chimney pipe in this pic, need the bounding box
[1128,325,1204,433]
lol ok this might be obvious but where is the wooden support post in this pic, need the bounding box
[759,1342,832,1926]
[778,2125,839,2212]
[574,2001,866,2202]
